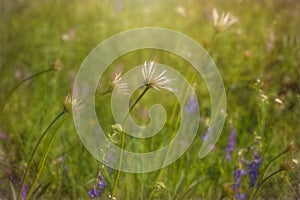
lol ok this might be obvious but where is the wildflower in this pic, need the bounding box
[226,129,235,161]
[110,72,129,95]
[63,93,73,113]
[88,186,100,199]
[281,159,298,171]
[212,8,237,33]
[274,98,283,104]
[185,95,198,113]
[142,61,175,92]
[97,171,107,189]
[233,163,247,199]
[201,127,211,141]
[248,151,262,187]
[88,170,106,199]
[21,184,27,200]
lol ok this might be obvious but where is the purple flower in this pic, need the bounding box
[0,131,8,140]
[201,127,211,141]
[233,165,247,199]
[226,129,235,161]
[185,95,198,113]
[248,151,262,187]
[88,186,100,199]
[88,171,107,199]
[21,185,28,200]
[98,173,106,189]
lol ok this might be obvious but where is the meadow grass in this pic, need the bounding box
[0,0,299,199]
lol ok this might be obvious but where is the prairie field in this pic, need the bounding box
[0,0,299,199]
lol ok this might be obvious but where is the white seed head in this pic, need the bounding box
[212,8,237,33]
[111,72,129,95]
[142,61,175,92]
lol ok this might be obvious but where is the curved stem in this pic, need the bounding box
[26,113,68,199]
[149,73,196,199]
[206,31,218,53]
[250,168,284,200]
[110,86,150,198]
[260,149,288,178]
[0,69,54,119]
[17,110,66,200]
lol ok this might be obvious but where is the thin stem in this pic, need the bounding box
[261,149,288,177]
[250,168,284,200]
[26,113,68,199]
[0,69,54,117]
[129,86,150,113]
[17,110,66,200]
[206,31,218,53]
[110,86,150,198]
[149,73,196,199]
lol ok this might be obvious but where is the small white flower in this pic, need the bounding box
[111,72,129,95]
[212,8,237,33]
[274,98,283,104]
[142,61,175,92]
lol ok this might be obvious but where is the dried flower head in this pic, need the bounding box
[51,59,63,71]
[287,141,298,153]
[63,93,80,113]
[110,72,129,95]
[142,61,175,92]
[281,159,298,171]
[212,8,238,33]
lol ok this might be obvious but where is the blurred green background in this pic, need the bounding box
[0,0,299,199]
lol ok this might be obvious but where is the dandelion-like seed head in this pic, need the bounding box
[142,61,175,92]
[63,93,80,113]
[212,8,238,33]
[111,72,129,95]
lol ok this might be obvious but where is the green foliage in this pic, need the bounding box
[0,0,299,199]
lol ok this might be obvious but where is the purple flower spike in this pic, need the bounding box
[233,165,247,199]
[185,95,198,113]
[226,129,235,161]
[98,173,107,189]
[88,186,100,199]
[248,151,262,187]
[21,185,28,199]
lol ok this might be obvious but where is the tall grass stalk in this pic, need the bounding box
[110,86,150,198]
[26,112,68,199]
[17,110,66,200]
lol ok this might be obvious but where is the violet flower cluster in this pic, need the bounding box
[88,171,107,199]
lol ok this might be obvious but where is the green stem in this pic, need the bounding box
[110,86,150,198]
[26,113,68,199]
[206,31,218,53]
[149,73,196,199]
[17,110,66,200]
[0,69,54,118]
[260,149,288,178]
[250,168,284,200]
